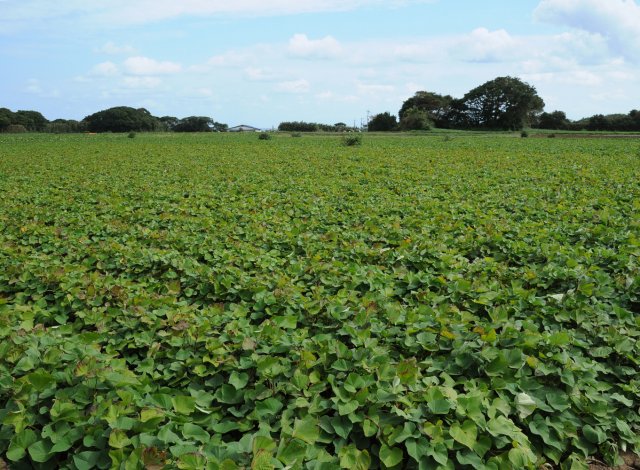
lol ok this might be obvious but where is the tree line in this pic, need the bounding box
[368,76,640,132]
[0,106,228,134]
[2,77,639,134]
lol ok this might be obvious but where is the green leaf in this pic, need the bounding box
[582,425,606,444]
[379,444,403,468]
[73,451,102,470]
[140,408,165,422]
[172,395,197,415]
[339,445,371,470]
[27,440,53,463]
[426,387,451,415]
[253,435,277,454]
[546,391,570,411]
[251,449,275,470]
[457,450,484,468]
[215,383,244,404]
[50,435,74,453]
[182,423,210,443]
[229,371,249,390]
[293,416,320,445]
[177,453,207,470]
[363,419,377,437]
[338,400,359,416]
[255,397,283,418]
[515,392,536,419]
[508,448,529,468]
[405,438,429,462]
[273,315,297,329]
[7,429,38,461]
[449,420,477,450]
[109,429,131,449]
[277,438,306,465]
[26,371,56,390]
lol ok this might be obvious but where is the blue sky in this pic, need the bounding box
[1,0,639,128]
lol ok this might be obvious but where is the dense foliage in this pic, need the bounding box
[277,122,357,133]
[0,133,639,469]
[0,108,48,132]
[173,117,215,133]
[398,78,544,131]
[83,107,162,133]
[398,92,453,129]
[368,113,398,132]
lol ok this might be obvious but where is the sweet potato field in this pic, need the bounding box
[0,133,639,469]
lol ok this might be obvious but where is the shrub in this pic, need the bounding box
[521,130,529,138]
[548,133,556,138]
[342,134,362,146]
[399,107,432,131]
[258,132,272,140]
[5,124,27,133]
[368,112,398,132]
[291,132,302,138]
[128,132,136,139]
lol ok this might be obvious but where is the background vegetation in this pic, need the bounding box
[2,76,640,135]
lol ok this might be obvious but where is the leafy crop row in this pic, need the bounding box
[0,133,639,469]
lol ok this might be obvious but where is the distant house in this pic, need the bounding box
[228,124,261,132]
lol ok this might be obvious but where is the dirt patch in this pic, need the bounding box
[588,453,640,469]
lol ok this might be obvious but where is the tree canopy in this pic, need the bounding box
[83,107,161,132]
[536,111,569,130]
[454,76,544,130]
[173,116,214,132]
[368,112,398,132]
[399,77,544,131]
[399,91,453,128]
[399,107,431,131]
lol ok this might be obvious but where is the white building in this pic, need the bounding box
[228,124,261,132]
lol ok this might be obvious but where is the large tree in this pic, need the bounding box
[0,108,14,132]
[13,110,48,131]
[173,116,214,132]
[399,107,431,131]
[368,112,398,132]
[536,110,569,130]
[454,76,544,130]
[83,106,160,132]
[399,91,453,127]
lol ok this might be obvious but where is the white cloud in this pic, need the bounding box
[123,56,182,75]
[96,41,136,55]
[275,79,310,93]
[0,0,434,31]
[356,82,395,95]
[288,34,342,59]
[534,0,640,61]
[245,67,279,81]
[23,78,60,97]
[89,61,119,76]
[453,28,521,63]
[122,76,162,88]
[523,69,603,86]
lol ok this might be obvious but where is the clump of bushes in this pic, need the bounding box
[5,124,27,133]
[291,132,302,138]
[521,130,529,138]
[342,134,362,146]
[128,132,136,139]
[548,133,556,138]
[258,132,272,140]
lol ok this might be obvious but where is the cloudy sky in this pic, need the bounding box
[1,0,638,128]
